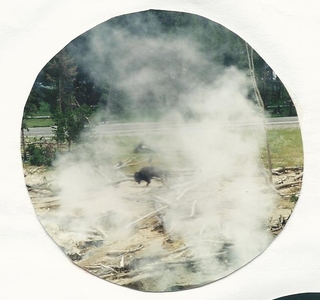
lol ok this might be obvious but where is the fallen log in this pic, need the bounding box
[272,166,303,175]
[272,167,285,175]
[284,166,303,171]
[274,181,301,190]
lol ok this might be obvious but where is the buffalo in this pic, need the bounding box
[134,166,169,186]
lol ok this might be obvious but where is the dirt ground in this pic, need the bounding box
[24,164,302,292]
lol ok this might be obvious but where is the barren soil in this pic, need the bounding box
[24,165,301,292]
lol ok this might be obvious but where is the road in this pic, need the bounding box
[24,116,299,137]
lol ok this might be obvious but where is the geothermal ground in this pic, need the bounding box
[24,161,300,292]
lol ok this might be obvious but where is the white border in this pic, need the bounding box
[1,1,320,299]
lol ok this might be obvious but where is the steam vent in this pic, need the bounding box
[22,10,303,292]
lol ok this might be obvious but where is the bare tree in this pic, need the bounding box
[246,43,272,184]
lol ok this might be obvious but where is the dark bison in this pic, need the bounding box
[134,166,168,186]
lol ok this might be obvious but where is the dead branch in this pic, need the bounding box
[115,169,129,179]
[120,255,125,270]
[106,244,144,256]
[113,158,149,170]
[27,167,41,174]
[272,166,303,175]
[274,181,301,190]
[162,246,190,258]
[284,166,303,171]
[112,266,165,283]
[113,158,134,170]
[272,167,286,174]
[294,172,303,181]
[275,176,287,185]
[100,264,119,274]
[190,200,197,217]
[125,206,168,229]
[94,227,109,238]
[268,183,285,197]
[175,181,202,201]
[85,264,119,274]
[94,167,111,183]
[246,42,272,183]
[32,199,60,209]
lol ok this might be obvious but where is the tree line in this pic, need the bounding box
[23,9,295,160]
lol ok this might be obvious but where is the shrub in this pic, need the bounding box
[27,143,56,166]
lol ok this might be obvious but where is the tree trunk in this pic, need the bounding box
[246,43,272,184]
[21,127,27,161]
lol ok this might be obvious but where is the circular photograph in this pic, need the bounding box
[21,10,303,292]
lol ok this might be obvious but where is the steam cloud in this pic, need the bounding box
[44,14,276,291]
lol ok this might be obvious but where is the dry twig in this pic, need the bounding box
[125,206,168,229]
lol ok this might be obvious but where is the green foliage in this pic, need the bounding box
[52,110,67,144]
[33,49,78,114]
[290,194,299,203]
[52,104,92,148]
[22,87,42,130]
[25,9,296,128]
[27,143,56,166]
[37,101,52,116]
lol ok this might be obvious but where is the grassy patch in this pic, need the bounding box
[100,128,304,171]
[262,128,303,168]
[23,126,304,171]
[88,128,304,170]
[25,118,54,128]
